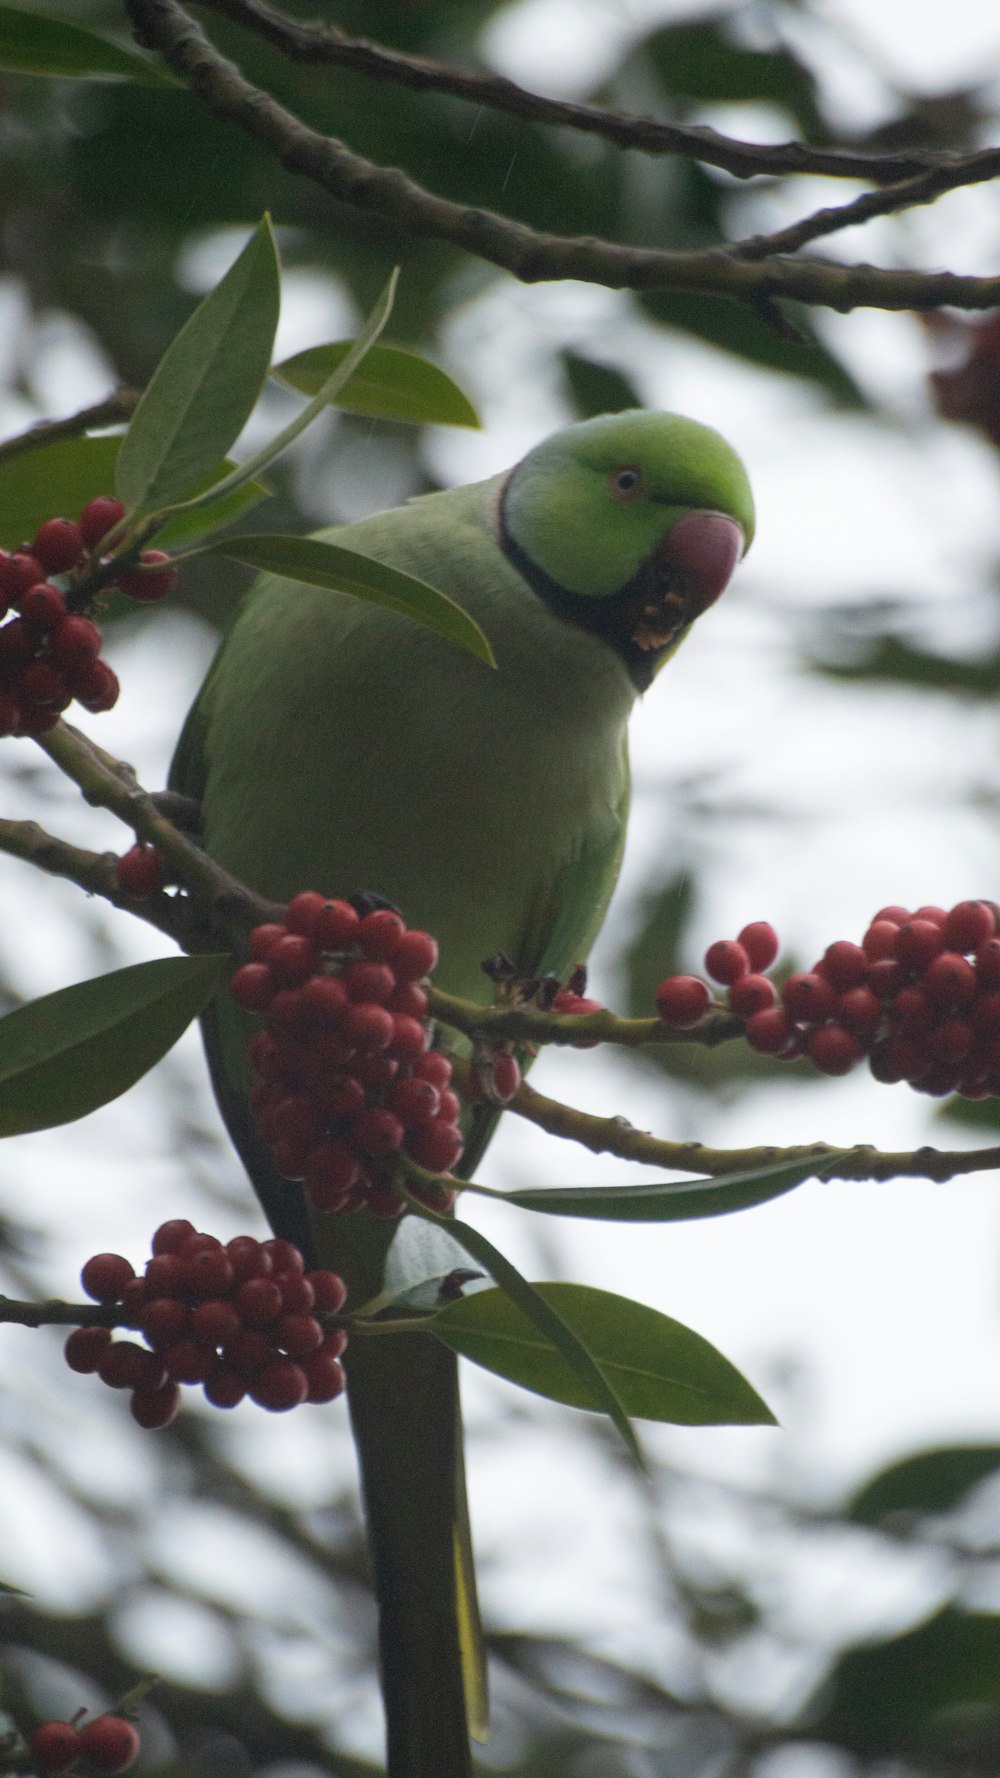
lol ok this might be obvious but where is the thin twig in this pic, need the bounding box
[502,1076,1000,1182]
[194,0,987,187]
[0,391,141,468]
[125,0,1000,314]
[0,814,198,949]
[428,983,740,1050]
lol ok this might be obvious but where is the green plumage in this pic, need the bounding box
[171,409,753,1776]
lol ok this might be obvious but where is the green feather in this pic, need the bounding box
[171,409,752,1777]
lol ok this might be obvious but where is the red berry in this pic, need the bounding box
[862,920,900,963]
[250,1359,309,1411]
[186,1248,235,1299]
[273,1272,315,1313]
[115,843,164,898]
[19,659,72,710]
[163,1337,213,1384]
[313,1072,366,1120]
[304,1351,347,1403]
[300,973,349,1024]
[391,929,439,981]
[704,940,749,985]
[152,1218,197,1254]
[744,1006,795,1054]
[835,986,881,1038]
[261,1237,305,1275]
[655,974,710,1027]
[98,1339,157,1389]
[306,1269,348,1313]
[413,1051,453,1088]
[81,1251,136,1303]
[276,1313,324,1359]
[781,972,837,1024]
[50,613,102,666]
[872,904,911,925]
[944,899,996,953]
[139,1298,190,1349]
[231,961,276,1012]
[728,973,776,1018]
[357,908,406,959]
[130,1382,181,1429]
[387,1013,429,1061]
[203,1365,246,1408]
[971,991,1000,1034]
[144,1252,187,1297]
[79,495,126,552]
[30,1721,82,1770]
[405,1117,463,1172]
[933,1018,974,1060]
[285,890,329,936]
[737,921,779,971]
[304,1140,359,1194]
[387,980,429,1019]
[190,1299,242,1347]
[64,1325,113,1373]
[867,958,907,1001]
[341,1000,394,1050]
[895,919,946,972]
[236,1277,283,1326]
[892,985,931,1026]
[223,1329,273,1376]
[19,581,67,629]
[4,551,44,596]
[311,898,360,950]
[226,1235,272,1281]
[249,922,286,961]
[806,1024,865,1076]
[976,939,1000,988]
[267,987,313,1036]
[268,933,319,987]
[922,951,977,1009]
[342,959,395,1004]
[32,517,83,574]
[819,941,868,991]
[351,1105,405,1157]
[74,656,120,712]
[118,549,176,602]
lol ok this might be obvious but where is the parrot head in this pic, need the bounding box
[498,409,754,689]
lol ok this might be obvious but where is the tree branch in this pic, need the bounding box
[0,391,140,468]
[501,1075,1000,1183]
[193,0,979,187]
[125,0,1000,314]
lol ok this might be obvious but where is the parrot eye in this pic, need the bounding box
[609,466,643,501]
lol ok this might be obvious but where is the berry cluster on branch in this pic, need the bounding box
[233,894,463,1218]
[30,1714,139,1774]
[64,1221,348,1423]
[657,902,1000,1095]
[0,497,176,737]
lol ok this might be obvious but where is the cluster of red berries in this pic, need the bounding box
[30,1715,139,1774]
[64,1221,348,1424]
[656,902,1000,1096]
[232,895,462,1218]
[0,496,176,737]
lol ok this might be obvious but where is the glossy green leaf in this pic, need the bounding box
[204,534,495,667]
[814,1606,1000,1750]
[0,5,169,82]
[560,349,641,419]
[432,1282,774,1427]
[167,269,400,517]
[274,341,479,428]
[485,1152,843,1223]
[846,1445,1000,1526]
[0,955,228,1135]
[115,218,280,513]
[423,1214,641,1460]
[0,435,266,553]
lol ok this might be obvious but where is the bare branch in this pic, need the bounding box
[0,390,140,468]
[502,1074,1000,1183]
[124,0,1000,314]
[196,0,990,188]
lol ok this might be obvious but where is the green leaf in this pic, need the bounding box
[115,217,281,513]
[0,955,228,1135]
[164,269,400,518]
[431,1281,774,1427]
[846,1445,1000,1526]
[641,14,824,136]
[274,341,479,428]
[202,534,495,667]
[419,1211,642,1460]
[560,349,642,419]
[0,435,266,553]
[486,1152,842,1223]
[813,1606,1000,1751]
[0,5,170,82]
[152,473,269,551]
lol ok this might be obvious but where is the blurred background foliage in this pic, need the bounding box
[3,0,1000,1773]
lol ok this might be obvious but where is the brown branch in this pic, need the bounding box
[0,814,200,950]
[503,1075,1000,1183]
[428,983,741,1050]
[734,150,1000,261]
[0,391,141,469]
[122,0,1000,314]
[0,1294,118,1329]
[193,0,974,187]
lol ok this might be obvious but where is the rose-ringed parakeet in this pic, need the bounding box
[170,409,754,1777]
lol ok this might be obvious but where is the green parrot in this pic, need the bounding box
[170,408,754,1777]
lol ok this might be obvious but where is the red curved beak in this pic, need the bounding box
[663,510,745,617]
